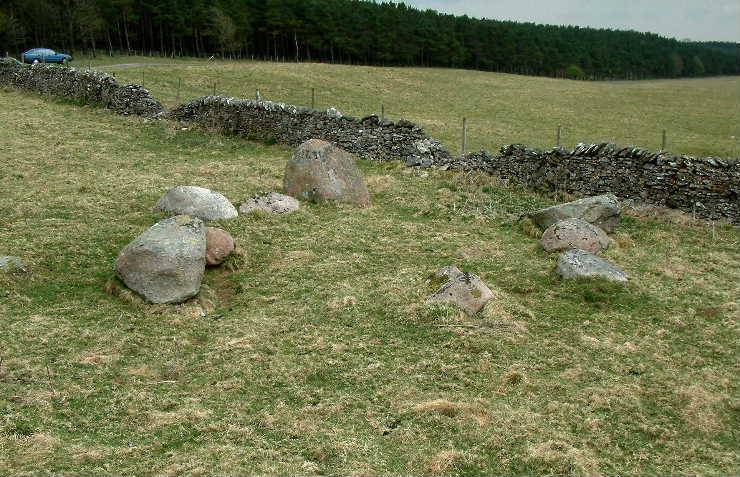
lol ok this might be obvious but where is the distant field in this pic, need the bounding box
[82,55,740,158]
[1,85,738,475]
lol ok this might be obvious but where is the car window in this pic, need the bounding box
[27,49,42,54]
[42,49,55,56]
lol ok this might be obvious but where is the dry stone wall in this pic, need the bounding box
[1,64,736,222]
[435,144,739,222]
[167,95,452,164]
[0,58,164,116]
[170,95,738,222]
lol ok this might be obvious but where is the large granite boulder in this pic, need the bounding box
[205,227,235,266]
[283,139,370,205]
[541,218,609,253]
[240,192,300,214]
[154,186,238,221]
[427,266,494,316]
[556,249,629,282]
[529,194,620,233]
[115,215,207,303]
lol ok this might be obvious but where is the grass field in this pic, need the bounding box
[76,55,740,159]
[1,72,739,475]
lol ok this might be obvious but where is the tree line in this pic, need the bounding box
[1,0,738,80]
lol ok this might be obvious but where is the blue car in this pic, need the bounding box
[21,48,73,65]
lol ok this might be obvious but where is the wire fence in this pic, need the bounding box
[7,50,731,158]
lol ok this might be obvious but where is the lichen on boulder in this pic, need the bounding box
[154,185,238,221]
[556,249,629,282]
[540,218,609,253]
[115,215,207,304]
[427,266,494,316]
[283,139,370,205]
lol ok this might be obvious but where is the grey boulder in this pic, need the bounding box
[427,266,494,316]
[529,193,621,233]
[556,249,629,282]
[116,215,207,303]
[541,218,609,253]
[154,186,238,221]
[283,139,370,205]
[240,192,300,214]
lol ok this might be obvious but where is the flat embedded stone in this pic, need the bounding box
[529,194,621,233]
[556,249,629,282]
[240,192,300,214]
[0,256,26,273]
[427,266,493,316]
[154,186,237,221]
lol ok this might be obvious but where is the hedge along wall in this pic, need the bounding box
[0,58,165,117]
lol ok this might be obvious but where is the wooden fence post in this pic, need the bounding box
[662,129,667,150]
[462,118,468,156]
[381,104,385,120]
[557,125,562,147]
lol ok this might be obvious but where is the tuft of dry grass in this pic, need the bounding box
[425,450,467,475]
[520,216,543,239]
[677,385,725,434]
[525,440,601,476]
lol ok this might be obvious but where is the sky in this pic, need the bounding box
[401,0,740,42]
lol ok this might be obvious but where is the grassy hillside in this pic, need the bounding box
[0,86,738,475]
[82,56,740,158]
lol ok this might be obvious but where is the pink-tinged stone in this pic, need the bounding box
[205,227,235,266]
[283,139,370,205]
[541,218,609,253]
